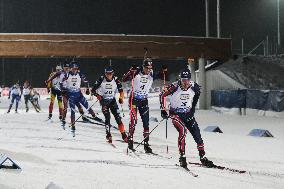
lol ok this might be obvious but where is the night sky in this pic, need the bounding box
[1,0,283,54]
[1,0,284,86]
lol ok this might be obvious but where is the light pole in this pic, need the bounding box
[277,0,281,48]
[217,0,220,38]
[205,0,209,37]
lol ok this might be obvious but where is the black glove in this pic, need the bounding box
[91,88,96,96]
[86,88,90,95]
[161,110,168,119]
[47,88,50,93]
[61,89,67,95]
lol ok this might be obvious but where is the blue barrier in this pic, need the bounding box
[211,89,246,108]
[204,126,223,133]
[248,129,274,137]
[211,89,284,112]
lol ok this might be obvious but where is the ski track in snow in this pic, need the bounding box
[0,96,284,189]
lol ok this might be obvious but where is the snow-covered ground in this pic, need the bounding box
[0,95,284,189]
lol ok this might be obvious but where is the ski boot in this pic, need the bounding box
[71,125,76,137]
[61,120,66,130]
[144,142,152,153]
[48,113,52,120]
[128,137,134,151]
[179,155,187,168]
[200,157,214,167]
[106,132,112,143]
[199,150,214,167]
[7,105,12,113]
[121,132,128,143]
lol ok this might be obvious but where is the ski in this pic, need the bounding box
[115,139,139,145]
[127,148,136,153]
[187,161,246,174]
[45,118,53,123]
[107,141,117,148]
[148,152,171,160]
[175,164,199,177]
[126,148,143,159]
[84,115,119,130]
[115,139,171,159]
[76,118,107,127]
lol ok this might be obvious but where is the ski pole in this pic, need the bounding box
[129,71,137,123]
[71,99,98,125]
[162,69,169,153]
[166,117,168,153]
[134,118,165,150]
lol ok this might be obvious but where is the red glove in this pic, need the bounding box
[96,95,102,101]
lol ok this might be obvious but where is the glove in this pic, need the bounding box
[47,88,50,93]
[86,88,90,95]
[130,65,138,74]
[96,95,102,101]
[161,110,168,119]
[91,88,96,96]
[118,97,123,104]
[119,92,124,104]
[61,89,67,95]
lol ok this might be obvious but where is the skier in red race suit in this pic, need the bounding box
[122,58,168,153]
[159,68,213,168]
